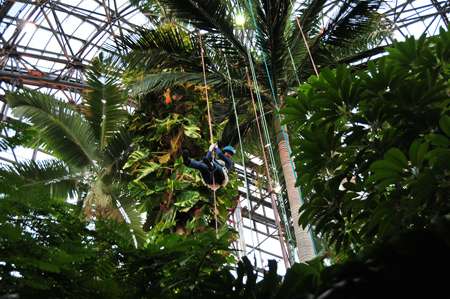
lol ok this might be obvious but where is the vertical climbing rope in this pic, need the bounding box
[246,60,297,263]
[244,64,290,268]
[240,20,291,265]
[240,22,296,266]
[224,51,258,263]
[289,0,319,78]
[198,29,218,239]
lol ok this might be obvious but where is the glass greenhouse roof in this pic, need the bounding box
[1,0,448,108]
[1,0,147,105]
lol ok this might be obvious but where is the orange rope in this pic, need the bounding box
[198,29,218,239]
[289,0,320,78]
[245,66,290,267]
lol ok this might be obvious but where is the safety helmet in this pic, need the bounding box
[223,145,235,154]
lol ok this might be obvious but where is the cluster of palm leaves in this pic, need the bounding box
[2,54,146,246]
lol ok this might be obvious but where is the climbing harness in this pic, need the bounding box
[201,158,230,191]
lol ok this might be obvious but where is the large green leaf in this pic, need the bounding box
[134,162,162,181]
[8,89,97,169]
[184,125,202,138]
[369,160,404,174]
[111,193,147,247]
[409,139,429,168]
[7,159,82,201]
[123,150,150,169]
[383,148,409,169]
[425,134,450,146]
[173,191,202,212]
[101,127,134,179]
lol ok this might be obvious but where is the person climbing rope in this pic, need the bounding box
[182,144,235,190]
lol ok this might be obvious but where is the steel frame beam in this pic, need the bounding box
[1,0,141,97]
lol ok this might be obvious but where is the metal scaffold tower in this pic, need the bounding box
[230,159,294,275]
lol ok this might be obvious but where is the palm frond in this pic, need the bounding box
[119,25,200,74]
[320,0,385,48]
[0,119,36,152]
[102,183,147,247]
[155,0,248,58]
[240,0,293,94]
[336,44,391,65]
[119,24,246,96]
[286,0,388,86]
[89,50,127,82]
[0,167,23,198]
[296,0,328,35]
[118,196,148,247]
[7,89,98,169]
[221,100,275,156]
[84,55,130,151]
[6,159,83,201]
[101,127,135,181]
[283,0,328,78]
[132,72,226,94]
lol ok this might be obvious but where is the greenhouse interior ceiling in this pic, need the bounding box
[1,0,449,116]
[1,0,450,277]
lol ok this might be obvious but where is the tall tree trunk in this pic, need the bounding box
[275,116,316,263]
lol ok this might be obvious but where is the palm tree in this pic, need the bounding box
[5,54,147,247]
[118,0,392,262]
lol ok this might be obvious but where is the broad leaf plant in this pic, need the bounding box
[281,28,450,259]
[124,83,242,236]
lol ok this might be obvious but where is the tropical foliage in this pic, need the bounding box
[125,0,393,149]
[0,171,237,298]
[122,228,237,298]
[199,216,450,298]
[123,83,241,236]
[0,64,238,299]
[0,180,133,298]
[280,28,450,259]
[2,178,448,298]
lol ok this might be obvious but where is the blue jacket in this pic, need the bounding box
[206,147,233,171]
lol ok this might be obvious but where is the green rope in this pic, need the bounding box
[245,0,318,256]
[224,52,257,263]
[239,28,291,267]
[243,32,296,263]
